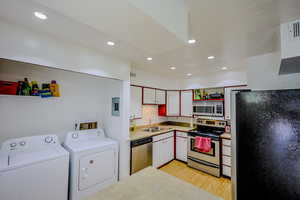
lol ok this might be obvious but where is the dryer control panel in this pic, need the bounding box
[64,129,106,144]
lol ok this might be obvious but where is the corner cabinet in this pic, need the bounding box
[153,132,174,168]
[130,86,142,119]
[180,90,193,117]
[166,91,180,116]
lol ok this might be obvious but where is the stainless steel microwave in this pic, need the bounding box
[193,101,224,117]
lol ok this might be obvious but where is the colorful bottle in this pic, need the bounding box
[22,78,32,96]
[50,80,60,97]
[31,81,40,96]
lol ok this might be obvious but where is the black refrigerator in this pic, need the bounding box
[231,89,300,200]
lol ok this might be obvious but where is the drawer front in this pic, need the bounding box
[176,131,187,138]
[222,145,231,156]
[222,155,231,166]
[223,165,231,177]
[153,131,174,142]
[222,139,231,146]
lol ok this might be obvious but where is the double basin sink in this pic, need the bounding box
[143,126,172,133]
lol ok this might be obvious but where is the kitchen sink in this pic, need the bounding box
[143,126,172,132]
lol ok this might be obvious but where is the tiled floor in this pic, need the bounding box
[160,160,231,200]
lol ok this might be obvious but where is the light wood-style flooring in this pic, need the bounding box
[160,160,231,200]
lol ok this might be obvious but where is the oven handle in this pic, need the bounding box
[187,156,219,168]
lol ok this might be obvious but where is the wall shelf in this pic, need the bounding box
[0,94,58,98]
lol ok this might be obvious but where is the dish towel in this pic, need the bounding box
[194,136,212,152]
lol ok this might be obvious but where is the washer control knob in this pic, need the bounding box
[45,136,53,143]
[72,133,79,139]
[10,143,17,148]
[19,141,26,146]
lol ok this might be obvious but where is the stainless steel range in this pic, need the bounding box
[187,119,226,177]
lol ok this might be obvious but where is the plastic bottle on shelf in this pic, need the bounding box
[50,80,60,97]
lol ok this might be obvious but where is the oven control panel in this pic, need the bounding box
[195,119,226,128]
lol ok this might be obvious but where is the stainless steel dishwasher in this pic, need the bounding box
[130,137,153,174]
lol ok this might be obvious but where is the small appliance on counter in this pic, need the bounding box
[187,118,226,177]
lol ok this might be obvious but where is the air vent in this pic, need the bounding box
[290,21,300,38]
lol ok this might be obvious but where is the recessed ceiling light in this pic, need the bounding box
[147,57,153,61]
[170,67,176,70]
[34,12,47,20]
[107,41,115,46]
[221,67,228,70]
[187,73,192,76]
[208,56,215,59]
[188,39,196,44]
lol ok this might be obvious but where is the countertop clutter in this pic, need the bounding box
[86,167,222,200]
[220,133,231,140]
[130,124,195,141]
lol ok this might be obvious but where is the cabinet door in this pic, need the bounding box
[143,88,156,104]
[161,136,174,165]
[152,141,161,168]
[180,90,193,117]
[176,136,187,162]
[155,89,166,105]
[167,91,180,116]
[130,86,142,119]
[153,136,174,168]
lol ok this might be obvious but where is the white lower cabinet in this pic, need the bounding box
[222,138,232,177]
[175,132,188,162]
[153,132,174,168]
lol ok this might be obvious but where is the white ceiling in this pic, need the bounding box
[1,0,300,78]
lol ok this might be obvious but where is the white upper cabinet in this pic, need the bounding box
[155,90,166,105]
[180,90,193,117]
[143,88,166,105]
[130,86,142,119]
[224,86,247,120]
[167,91,180,116]
[143,88,156,104]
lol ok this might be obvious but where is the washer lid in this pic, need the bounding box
[0,135,68,171]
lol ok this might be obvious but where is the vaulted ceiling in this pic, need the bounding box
[1,0,300,78]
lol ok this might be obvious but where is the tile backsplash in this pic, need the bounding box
[132,105,166,126]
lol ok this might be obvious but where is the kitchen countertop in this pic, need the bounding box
[220,133,231,140]
[85,167,222,200]
[130,125,195,141]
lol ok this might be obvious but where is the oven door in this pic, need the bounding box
[187,136,220,165]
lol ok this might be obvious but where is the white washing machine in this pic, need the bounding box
[0,135,69,200]
[63,128,119,200]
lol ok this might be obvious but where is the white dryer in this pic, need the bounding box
[63,128,119,200]
[0,135,69,200]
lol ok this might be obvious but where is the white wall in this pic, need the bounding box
[246,52,300,90]
[0,19,131,81]
[179,67,247,89]
[131,67,180,89]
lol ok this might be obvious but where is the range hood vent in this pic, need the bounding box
[279,19,300,75]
